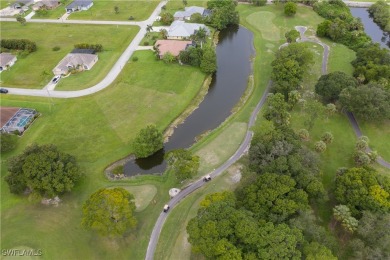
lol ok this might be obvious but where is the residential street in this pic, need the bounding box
[0,0,167,98]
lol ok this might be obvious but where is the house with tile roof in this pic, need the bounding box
[154,40,193,59]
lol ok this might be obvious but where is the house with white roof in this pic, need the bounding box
[0,53,17,72]
[167,21,210,40]
[174,6,211,21]
[52,51,98,75]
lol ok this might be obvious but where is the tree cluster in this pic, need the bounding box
[179,46,217,74]
[315,71,358,103]
[352,43,390,87]
[5,144,82,198]
[314,0,371,51]
[160,12,174,25]
[207,0,239,30]
[0,39,37,53]
[271,43,314,98]
[82,188,137,236]
[74,43,103,52]
[368,1,390,32]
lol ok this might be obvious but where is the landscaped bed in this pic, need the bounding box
[0,22,138,89]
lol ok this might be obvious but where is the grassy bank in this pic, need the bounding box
[0,23,138,90]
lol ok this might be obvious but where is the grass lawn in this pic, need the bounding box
[0,49,206,259]
[32,0,71,19]
[140,32,163,46]
[0,22,138,90]
[360,120,390,161]
[68,0,159,21]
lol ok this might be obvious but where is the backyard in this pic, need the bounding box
[0,22,138,90]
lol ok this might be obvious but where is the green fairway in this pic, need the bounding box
[0,49,206,259]
[68,0,159,21]
[0,22,138,90]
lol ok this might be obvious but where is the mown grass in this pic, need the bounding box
[68,0,159,21]
[360,120,390,161]
[0,23,138,90]
[0,49,206,259]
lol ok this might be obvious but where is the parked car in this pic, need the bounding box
[163,204,170,213]
[52,76,61,84]
[203,174,211,182]
[0,88,8,94]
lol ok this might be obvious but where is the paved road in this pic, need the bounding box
[0,1,167,98]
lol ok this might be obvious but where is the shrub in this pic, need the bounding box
[314,140,327,153]
[284,2,297,16]
[52,46,60,51]
[298,129,309,141]
[112,165,124,175]
[143,41,149,46]
[74,43,103,52]
[128,16,134,20]
[321,132,334,144]
[132,56,138,62]
[0,39,37,53]
[0,133,17,153]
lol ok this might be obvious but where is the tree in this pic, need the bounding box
[321,132,334,144]
[208,0,239,30]
[182,0,188,6]
[146,24,153,37]
[159,28,168,39]
[298,129,309,141]
[166,149,200,181]
[288,90,301,109]
[236,173,309,223]
[339,84,390,121]
[314,140,327,153]
[325,103,336,119]
[264,93,291,126]
[284,2,297,16]
[334,167,390,216]
[303,242,337,260]
[190,27,207,48]
[16,15,26,25]
[333,205,359,233]
[0,133,17,153]
[132,125,163,158]
[190,13,203,23]
[353,150,371,166]
[355,139,368,151]
[251,0,267,6]
[179,46,203,66]
[160,12,174,25]
[114,6,119,14]
[315,71,358,102]
[200,46,217,73]
[303,100,325,130]
[285,29,300,43]
[82,188,137,236]
[5,144,81,197]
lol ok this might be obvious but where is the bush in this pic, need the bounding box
[143,41,149,46]
[298,129,309,141]
[132,56,138,62]
[321,132,334,144]
[314,140,327,153]
[0,39,37,53]
[74,43,103,52]
[52,46,60,51]
[112,165,124,175]
[284,2,297,16]
[128,16,134,20]
[0,133,17,153]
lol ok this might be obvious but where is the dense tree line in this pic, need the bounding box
[314,0,371,51]
[271,43,314,99]
[74,43,103,52]
[368,1,390,32]
[179,45,217,73]
[207,0,239,30]
[5,144,82,198]
[0,39,37,53]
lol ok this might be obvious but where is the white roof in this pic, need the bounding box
[0,53,16,67]
[167,21,209,38]
[174,6,205,19]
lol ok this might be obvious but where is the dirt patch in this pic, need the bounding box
[227,164,242,184]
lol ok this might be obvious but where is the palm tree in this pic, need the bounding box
[146,24,153,38]
[191,27,207,48]
[160,29,168,39]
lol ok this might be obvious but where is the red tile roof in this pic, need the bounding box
[155,40,192,57]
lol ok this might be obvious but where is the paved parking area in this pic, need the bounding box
[0,7,22,17]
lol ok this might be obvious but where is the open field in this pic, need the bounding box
[0,22,138,90]
[0,49,206,258]
[68,0,159,21]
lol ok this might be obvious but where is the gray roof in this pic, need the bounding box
[71,48,95,54]
[0,53,16,67]
[66,0,92,9]
[168,21,210,38]
[174,6,205,19]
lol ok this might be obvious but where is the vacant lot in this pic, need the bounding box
[0,22,138,89]
[68,0,159,21]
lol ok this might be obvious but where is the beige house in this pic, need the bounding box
[0,53,17,71]
[154,40,193,59]
[52,53,98,75]
[32,0,60,11]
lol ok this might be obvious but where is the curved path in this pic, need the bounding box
[145,24,390,260]
[0,1,167,98]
